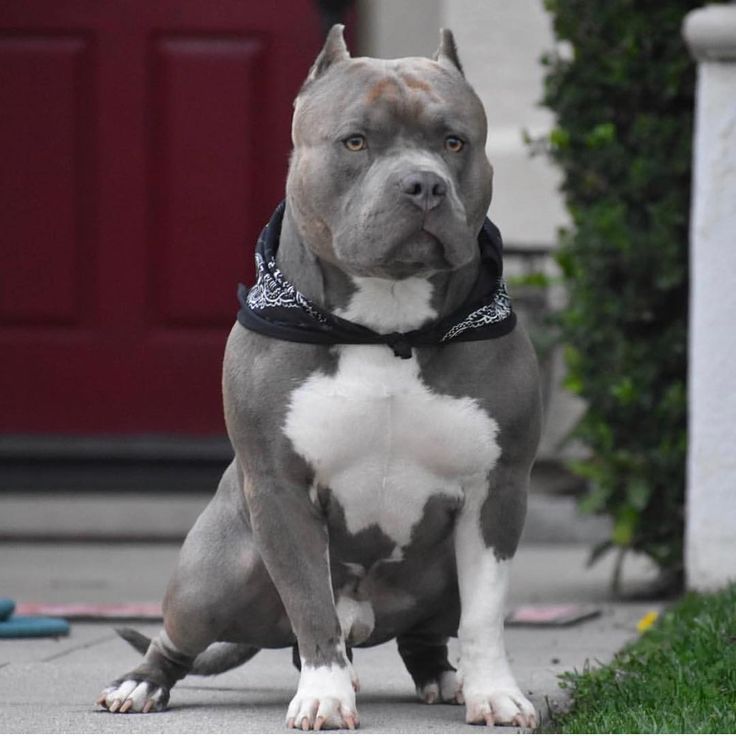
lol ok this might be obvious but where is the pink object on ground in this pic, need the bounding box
[505,604,601,626]
[15,602,163,621]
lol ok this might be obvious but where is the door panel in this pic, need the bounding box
[149,35,266,327]
[0,35,94,326]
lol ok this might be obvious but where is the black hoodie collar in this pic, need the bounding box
[237,202,516,359]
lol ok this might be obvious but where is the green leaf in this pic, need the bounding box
[579,482,610,514]
[585,121,617,148]
[507,272,551,289]
[612,506,639,547]
[563,374,584,394]
[550,127,571,150]
[610,376,636,404]
[627,477,651,511]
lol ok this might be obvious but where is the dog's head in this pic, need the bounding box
[286,25,493,280]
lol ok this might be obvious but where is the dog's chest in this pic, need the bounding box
[283,277,500,549]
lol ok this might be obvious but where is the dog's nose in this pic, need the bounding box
[399,171,447,212]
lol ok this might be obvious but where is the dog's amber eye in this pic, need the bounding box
[445,136,465,153]
[344,135,367,152]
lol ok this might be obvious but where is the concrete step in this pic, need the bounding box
[0,435,232,492]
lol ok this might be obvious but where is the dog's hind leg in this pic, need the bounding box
[97,460,269,714]
[397,631,463,705]
[98,633,262,713]
[117,628,260,676]
[97,565,234,713]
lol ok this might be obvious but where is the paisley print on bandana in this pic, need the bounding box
[441,279,512,342]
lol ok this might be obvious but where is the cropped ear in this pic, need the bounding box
[433,28,464,76]
[307,24,350,82]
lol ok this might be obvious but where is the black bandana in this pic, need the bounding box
[237,202,516,359]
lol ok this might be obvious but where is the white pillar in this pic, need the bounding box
[683,3,736,591]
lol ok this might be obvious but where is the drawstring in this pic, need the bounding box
[385,333,413,360]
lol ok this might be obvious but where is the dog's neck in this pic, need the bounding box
[277,202,480,333]
[277,204,357,315]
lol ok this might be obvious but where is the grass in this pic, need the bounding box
[546,583,736,733]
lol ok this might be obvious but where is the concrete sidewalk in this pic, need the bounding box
[0,542,663,733]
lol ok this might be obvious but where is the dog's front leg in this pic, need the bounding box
[454,466,537,729]
[247,476,358,731]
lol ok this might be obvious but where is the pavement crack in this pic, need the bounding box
[42,633,116,663]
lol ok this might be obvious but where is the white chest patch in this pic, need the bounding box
[284,275,501,549]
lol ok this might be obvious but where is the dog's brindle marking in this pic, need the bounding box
[97,26,541,730]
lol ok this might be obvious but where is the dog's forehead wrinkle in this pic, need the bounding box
[400,73,434,93]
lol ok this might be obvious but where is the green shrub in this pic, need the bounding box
[541,0,700,589]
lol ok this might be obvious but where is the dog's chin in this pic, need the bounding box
[351,232,454,279]
[337,227,480,280]
[383,261,442,279]
[342,262,432,280]
[346,255,450,280]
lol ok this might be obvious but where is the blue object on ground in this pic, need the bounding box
[0,599,70,637]
[0,616,70,638]
[0,598,15,621]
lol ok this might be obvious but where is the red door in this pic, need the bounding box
[0,1,323,435]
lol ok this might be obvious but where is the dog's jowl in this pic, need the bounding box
[97,25,541,730]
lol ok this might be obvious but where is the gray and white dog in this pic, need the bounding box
[97,26,541,730]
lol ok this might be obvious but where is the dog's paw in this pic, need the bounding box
[463,687,537,728]
[286,664,358,730]
[96,678,169,714]
[417,670,464,705]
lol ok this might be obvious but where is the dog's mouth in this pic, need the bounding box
[334,215,475,279]
[386,261,442,279]
[349,229,461,280]
[390,230,452,273]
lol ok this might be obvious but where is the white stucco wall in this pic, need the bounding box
[683,4,736,591]
[356,0,442,61]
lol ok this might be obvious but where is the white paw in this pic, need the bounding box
[96,679,167,713]
[417,670,464,705]
[464,686,537,728]
[286,663,358,730]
